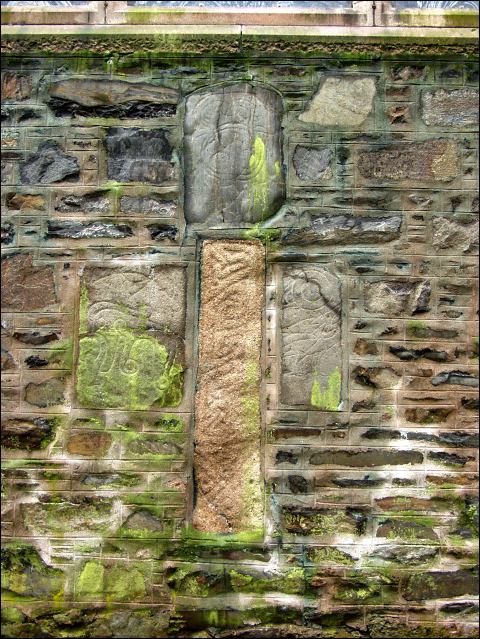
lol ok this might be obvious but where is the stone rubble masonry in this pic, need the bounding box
[0,49,479,639]
[194,240,264,533]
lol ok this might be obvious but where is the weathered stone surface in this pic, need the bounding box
[364,280,431,315]
[390,346,448,362]
[1,72,32,101]
[56,192,111,215]
[1,544,64,601]
[46,220,133,240]
[77,265,185,409]
[184,83,284,224]
[25,355,47,370]
[376,519,438,541]
[66,432,112,457]
[147,223,178,241]
[282,215,402,245]
[24,378,64,408]
[123,510,164,532]
[194,240,264,533]
[352,366,400,389]
[120,195,176,216]
[310,449,423,467]
[358,140,459,182]
[422,88,479,127]
[6,192,45,211]
[299,76,376,127]
[283,506,367,537]
[403,570,479,601]
[82,265,185,336]
[20,141,80,184]
[1,417,58,450]
[1,253,56,311]
[1,222,15,245]
[292,146,332,181]
[105,127,174,184]
[428,451,475,466]
[48,79,179,118]
[404,407,454,423]
[372,545,438,565]
[280,265,342,409]
[11,331,59,345]
[432,217,479,254]
[431,370,479,388]
[1,346,16,370]
[22,497,113,536]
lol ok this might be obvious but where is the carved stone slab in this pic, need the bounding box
[194,240,264,533]
[184,83,284,224]
[280,265,342,409]
[76,265,186,410]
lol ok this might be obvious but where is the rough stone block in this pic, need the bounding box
[358,140,459,182]
[105,127,174,184]
[20,141,80,185]
[1,253,56,312]
[299,76,376,127]
[422,88,479,126]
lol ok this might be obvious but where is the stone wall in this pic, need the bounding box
[1,50,479,638]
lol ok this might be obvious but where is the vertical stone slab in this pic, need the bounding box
[194,240,264,533]
[184,83,284,225]
[280,265,342,409]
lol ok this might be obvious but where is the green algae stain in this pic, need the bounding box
[106,565,146,602]
[311,367,341,411]
[76,561,104,600]
[76,326,183,410]
[249,135,269,216]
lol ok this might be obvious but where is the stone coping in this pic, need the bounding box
[1,24,478,57]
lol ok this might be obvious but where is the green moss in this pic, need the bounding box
[1,543,64,602]
[106,565,146,601]
[308,547,354,565]
[76,326,183,409]
[311,367,341,411]
[76,561,104,600]
[153,414,184,432]
[48,337,74,370]
[229,567,304,595]
[249,135,269,218]
[243,222,281,247]
[1,606,25,624]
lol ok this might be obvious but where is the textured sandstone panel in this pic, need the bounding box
[194,240,264,533]
[1,253,57,311]
[184,83,284,224]
[358,140,459,182]
[76,265,185,410]
[421,88,479,127]
[280,265,342,409]
[299,76,376,127]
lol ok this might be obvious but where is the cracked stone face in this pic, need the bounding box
[184,83,285,225]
